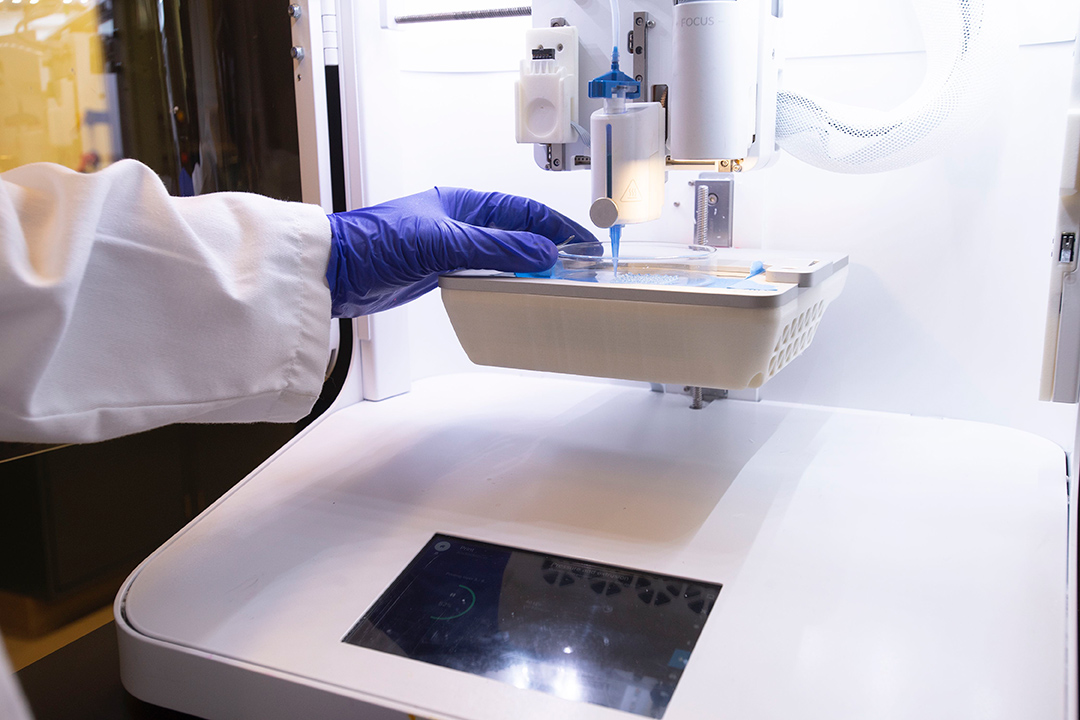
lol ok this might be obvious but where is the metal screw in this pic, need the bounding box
[288,3,301,19]
[552,158,560,167]
[635,74,643,81]
[557,43,563,51]
[708,193,718,205]
[647,20,656,28]
[635,16,644,25]
[290,46,305,61]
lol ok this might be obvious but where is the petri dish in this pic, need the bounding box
[517,241,780,291]
[558,240,716,271]
[555,267,719,287]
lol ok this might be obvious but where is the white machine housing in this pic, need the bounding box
[115,374,1070,720]
[521,0,780,175]
[515,26,580,145]
[670,0,779,168]
[1041,12,1080,403]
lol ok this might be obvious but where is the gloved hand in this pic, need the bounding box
[326,187,596,317]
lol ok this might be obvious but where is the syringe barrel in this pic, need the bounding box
[590,102,665,226]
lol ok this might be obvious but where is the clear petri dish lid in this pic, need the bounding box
[555,268,720,287]
[558,240,716,266]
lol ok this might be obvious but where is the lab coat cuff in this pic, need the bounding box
[267,205,334,421]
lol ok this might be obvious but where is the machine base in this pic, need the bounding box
[117,374,1069,720]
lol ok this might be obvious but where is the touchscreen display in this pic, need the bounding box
[343,535,720,718]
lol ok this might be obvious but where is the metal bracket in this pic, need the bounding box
[692,178,734,247]
[649,384,728,408]
[688,386,727,409]
[630,11,652,90]
[545,143,566,171]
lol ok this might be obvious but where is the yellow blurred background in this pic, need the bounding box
[0,0,114,172]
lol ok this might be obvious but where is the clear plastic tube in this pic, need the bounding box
[605,0,625,272]
[609,0,621,65]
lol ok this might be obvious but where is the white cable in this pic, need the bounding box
[775,0,1012,173]
[571,121,592,148]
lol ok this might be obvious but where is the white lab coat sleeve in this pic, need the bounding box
[1,643,31,720]
[0,640,31,720]
[0,160,333,443]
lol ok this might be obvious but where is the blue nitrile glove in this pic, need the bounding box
[326,187,596,317]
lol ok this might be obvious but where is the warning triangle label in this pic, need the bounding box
[620,179,642,203]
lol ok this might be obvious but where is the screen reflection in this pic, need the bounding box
[344,535,721,718]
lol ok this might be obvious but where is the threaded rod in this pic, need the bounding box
[694,184,709,245]
[395,6,531,24]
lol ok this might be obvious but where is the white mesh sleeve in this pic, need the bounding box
[775,0,1012,173]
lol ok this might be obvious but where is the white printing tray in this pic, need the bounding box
[440,250,848,390]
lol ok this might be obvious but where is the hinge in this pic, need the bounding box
[323,0,339,66]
